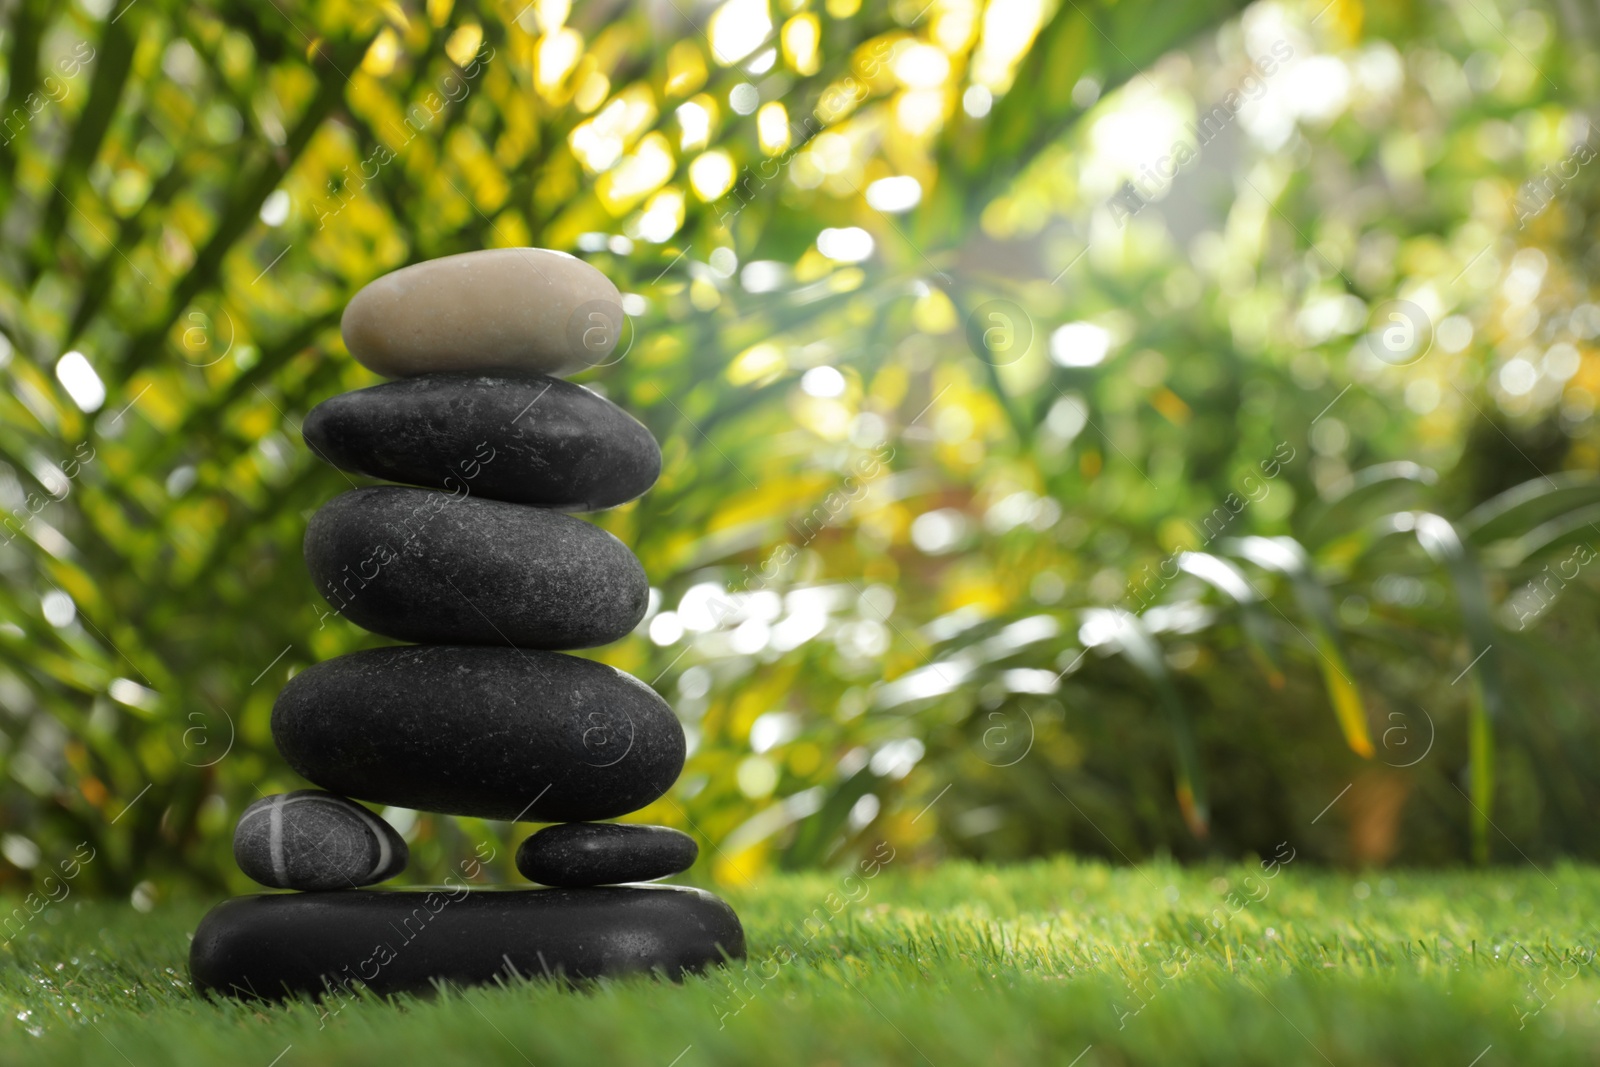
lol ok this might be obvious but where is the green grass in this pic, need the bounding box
[3,858,1599,1065]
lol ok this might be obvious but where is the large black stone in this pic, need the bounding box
[302,374,661,511]
[272,645,685,821]
[517,823,699,887]
[305,486,648,649]
[190,885,744,998]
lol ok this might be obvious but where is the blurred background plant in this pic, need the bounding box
[1,0,1599,902]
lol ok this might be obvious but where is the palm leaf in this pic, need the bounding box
[1227,535,1375,758]
[1479,502,1600,569]
[1298,461,1437,549]
[1373,512,1504,863]
[1176,551,1284,687]
[1460,472,1600,545]
[1080,608,1208,836]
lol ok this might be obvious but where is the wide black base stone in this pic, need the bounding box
[190,885,744,999]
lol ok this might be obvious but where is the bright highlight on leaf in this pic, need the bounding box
[800,366,847,398]
[532,0,569,32]
[676,98,714,151]
[362,28,400,76]
[444,24,484,68]
[866,175,922,213]
[665,40,708,97]
[535,28,583,97]
[41,590,75,628]
[782,13,821,75]
[728,341,785,385]
[689,150,736,200]
[54,351,104,412]
[816,227,874,262]
[893,43,951,90]
[710,0,773,66]
[1049,322,1112,367]
[569,86,658,172]
[598,132,675,211]
[757,102,790,155]
[633,187,685,243]
[971,0,1047,90]
[258,190,290,227]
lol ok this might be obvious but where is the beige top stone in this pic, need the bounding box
[340,248,624,378]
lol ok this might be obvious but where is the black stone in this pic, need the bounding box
[234,790,407,891]
[189,885,744,998]
[302,373,661,511]
[272,645,685,821]
[517,823,698,887]
[305,486,648,649]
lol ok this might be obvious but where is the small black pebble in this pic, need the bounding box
[517,822,698,887]
[233,790,407,891]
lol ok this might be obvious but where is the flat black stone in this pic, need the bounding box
[305,486,648,649]
[272,645,685,821]
[234,790,407,891]
[517,823,698,887]
[190,885,744,999]
[302,373,661,511]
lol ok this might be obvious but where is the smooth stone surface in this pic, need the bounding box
[272,645,685,821]
[302,374,661,511]
[305,486,648,649]
[190,885,744,998]
[233,790,407,891]
[517,823,698,887]
[341,249,624,379]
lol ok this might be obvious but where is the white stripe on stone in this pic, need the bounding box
[339,798,394,879]
[268,794,288,885]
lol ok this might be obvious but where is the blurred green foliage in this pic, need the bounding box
[1,0,1599,901]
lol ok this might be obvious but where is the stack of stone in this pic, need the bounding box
[190,249,744,999]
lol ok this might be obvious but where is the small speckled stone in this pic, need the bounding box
[341,249,624,379]
[517,823,698,887]
[305,486,648,649]
[233,791,407,891]
[190,885,745,998]
[301,373,660,511]
[271,644,685,822]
